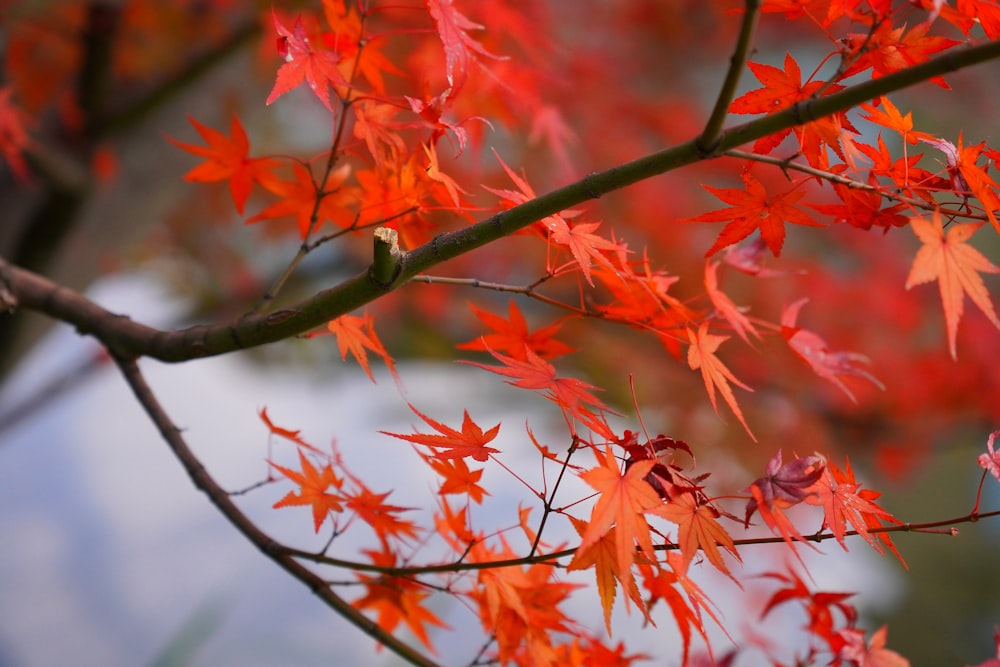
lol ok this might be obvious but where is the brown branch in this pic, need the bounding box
[4,40,1000,363]
[110,352,443,667]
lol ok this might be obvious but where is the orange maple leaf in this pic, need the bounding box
[685,172,823,257]
[270,449,344,533]
[457,300,574,361]
[353,546,448,650]
[381,404,501,462]
[321,311,398,383]
[258,406,323,455]
[650,492,741,579]
[461,346,614,438]
[249,161,357,238]
[421,453,489,503]
[566,516,649,634]
[686,323,756,440]
[904,213,1000,359]
[167,114,278,214]
[571,447,663,598]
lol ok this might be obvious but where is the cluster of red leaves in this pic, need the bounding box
[189,0,1000,665]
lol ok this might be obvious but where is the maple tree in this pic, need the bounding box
[3,1,1000,666]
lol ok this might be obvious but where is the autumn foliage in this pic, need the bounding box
[4,0,1000,666]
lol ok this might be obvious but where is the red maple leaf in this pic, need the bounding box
[343,483,420,543]
[705,260,760,343]
[381,404,501,462]
[270,449,344,533]
[685,172,823,257]
[168,114,278,214]
[781,299,885,401]
[457,300,574,361]
[461,346,614,438]
[0,86,32,182]
[426,0,501,99]
[904,213,1000,359]
[265,10,347,111]
[841,22,960,88]
[806,458,903,561]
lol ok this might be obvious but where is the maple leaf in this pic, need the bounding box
[730,52,828,115]
[426,0,501,99]
[249,162,357,239]
[805,458,903,558]
[461,346,614,438]
[266,10,347,111]
[781,299,885,401]
[566,516,648,634]
[837,626,911,667]
[544,217,624,287]
[744,450,826,554]
[841,22,960,88]
[904,213,1000,359]
[922,134,1000,234]
[421,453,489,503]
[422,141,468,208]
[761,567,857,652]
[686,323,756,440]
[381,404,501,462]
[650,492,741,579]
[640,553,722,666]
[270,449,344,533]
[685,172,823,257]
[352,100,406,171]
[258,406,323,455]
[859,96,934,147]
[322,311,398,383]
[977,430,1000,481]
[344,484,420,543]
[353,547,448,650]
[745,450,825,522]
[571,446,663,598]
[470,539,580,667]
[705,260,760,343]
[728,53,849,162]
[168,114,278,214]
[457,300,574,361]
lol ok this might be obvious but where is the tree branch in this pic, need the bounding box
[110,353,443,667]
[5,39,1000,363]
[698,0,761,153]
